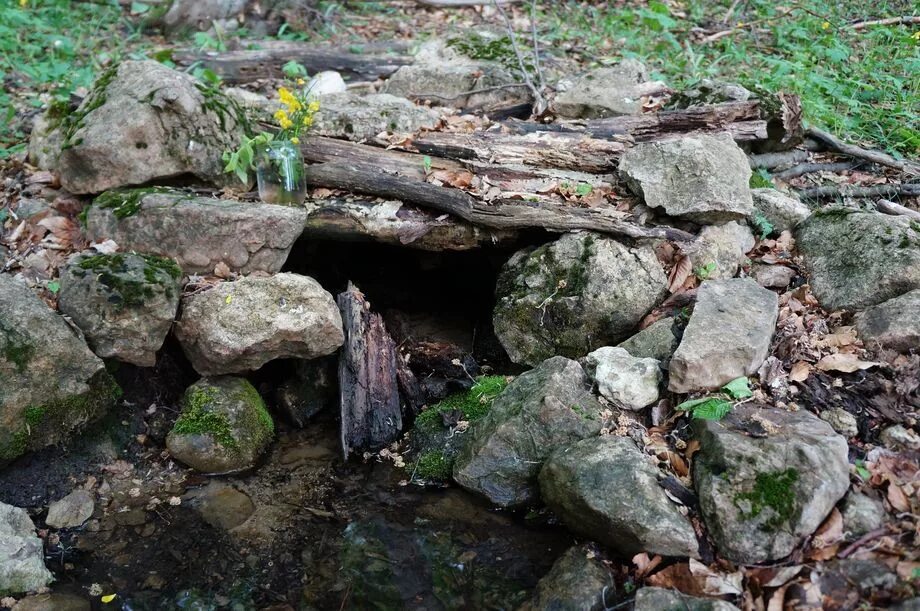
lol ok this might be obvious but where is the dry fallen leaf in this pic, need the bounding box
[668,255,692,294]
[789,361,812,382]
[689,559,744,595]
[816,353,880,373]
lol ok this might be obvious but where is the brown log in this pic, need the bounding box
[337,282,403,459]
[174,41,412,84]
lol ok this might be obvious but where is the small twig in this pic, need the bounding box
[849,16,920,30]
[838,527,889,558]
[804,127,920,176]
[491,0,547,115]
[409,83,530,102]
[529,0,546,91]
[774,161,863,180]
[721,0,744,23]
[876,199,920,222]
[797,183,920,200]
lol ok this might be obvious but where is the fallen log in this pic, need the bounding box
[337,282,403,459]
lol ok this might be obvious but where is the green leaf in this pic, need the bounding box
[722,377,753,399]
[47,280,60,294]
[691,398,733,420]
[282,60,308,78]
[676,397,714,411]
[751,212,775,239]
[130,2,150,15]
[575,183,593,197]
[422,155,432,174]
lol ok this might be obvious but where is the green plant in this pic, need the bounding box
[676,376,752,420]
[750,169,774,189]
[693,261,717,280]
[751,213,775,239]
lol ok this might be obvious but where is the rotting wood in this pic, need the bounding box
[337,282,403,460]
[798,183,920,200]
[749,149,809,170]
[875,199,920,222]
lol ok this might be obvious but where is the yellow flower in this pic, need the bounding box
[274,109,288,122]
[821,21,830,30]
[302,115,313,127]
[307,100,320,113]
[279,117,293,129]
[19,0,27,6]
[291,137,300,145]
[297,78,306,85]
[912,31,920,40]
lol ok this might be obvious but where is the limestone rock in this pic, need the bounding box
[819,407,858,438]
[58,252,181,366]
[188,482,255,530]
[669,279,778,393]
[619,133,753,223]
[306,71,347,97]
[583,346,661,410]
[752,263,796,289]
[0,275,120,463]
[85,191,306,275]
[313,92,440,141]
[693,405,849,563]
[452,357,605,508]
[617,317,680,365]
[45,490,94,529]
[797,209,920,311]
[12,593,90,611]
[633,588,740,611]
[554,60,664,119]
[493,233,667,366]
[879,425,920,451]
[689,221,756,280]
[0,501,53,594]
[529,545,614,611]
[56,60,245,194]
[166,377,274,473]
[539,436,699,558]
[856,289,920,352]
[751,188,811,234]
[160,0,248,32]
[841,492,885,537]
[175,273,344,376]
[26,111,64,171]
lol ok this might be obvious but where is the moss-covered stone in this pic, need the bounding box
[734,468,800,531]
[92,186,185,220]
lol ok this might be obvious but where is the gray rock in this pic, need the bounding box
[26,111,64,171]
[584,346,661,410]
[493,233,667,366]
[797,209,920,311]
[312,92,440,141]
[0,275,120,463]
[0,245,9,269]
[58,252,182,366]
[841,492,885,537]
[56,60,244,194]
[822,559,897,593]
[856,289,920,352]
[689,221,756,280]
[306,71,347,97]
[619,133,753,223]
[0,501,53,594]
[669,279,778,393]
[166,376,274,473]
[693,405,850,563]
[275,357,338,427]
[453,357,605,508]
[540,436,699,558]
[676,79,752,104]
[617,317,680,365]
[13,593,90,611]
[14,198,50,219]
[633,588,740,611]
[85,191,306,275]
[554,60,663,119]
[160,0,247,32]
[188,482,255,530]
[751,189,811,234]
[879,425,920,451]
[45,490,94,529]
[891,598,920,611]
[175,273,344,376]
[752,263,796,289]
[819,408,858,438]
[529,545,614,611]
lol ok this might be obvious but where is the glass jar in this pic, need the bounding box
[255,140,307,206]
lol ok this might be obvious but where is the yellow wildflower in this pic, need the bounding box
[307,100,320,113]
[291,137,300,145]
[279,117,293,129]
[913,31,920,40]
[302,115,314,127]
[19,0,27,6]
[821,21,830,30]
[297,78,306,85]
[278,87,295,104]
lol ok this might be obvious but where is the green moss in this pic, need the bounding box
[446,33,531,73]
[415,375,509,430]
[93,186,182,220]
[194,81,252,137]
[173,386,237,449]
[60,63,119,149]
[23,406,45,426]
[76,252,178,309]
[413,451,453,481]
[0,321,34,373]
[233,381,274,437]
[734,468,800,531]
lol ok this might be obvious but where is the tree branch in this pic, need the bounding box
[804,127,920,176]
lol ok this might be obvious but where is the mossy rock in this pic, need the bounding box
[166,377,274,474]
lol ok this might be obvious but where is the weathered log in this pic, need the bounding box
[174,41,412,84]
[337,283,403,459]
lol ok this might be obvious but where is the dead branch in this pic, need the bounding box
[849,16,920,29]
[749,150,809,170]
[796,183,920,200]
[491,0,547,115]
[774,161,863,179]
[875,199,920,222]
[804,127,920,176]
[416,0,520,5]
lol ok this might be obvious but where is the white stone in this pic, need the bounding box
[585,346,661,410]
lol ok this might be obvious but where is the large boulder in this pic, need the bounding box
[855,289,920,352]
[54,60,244,194]
[633,588,740,611]
[693,405,849,564]
[175,273,344,375]
[583,346,661,410]
[619,133,753,223]
[528,545,614,611]
[751,188,811,234]
[166,377,274,473]
[58,252,182,366]
[0,501,53,594]
[554,60,664,119]
[312,92,441,141]
[797,209,920,311]
[452,357,605,508]
[85,190,307,275]
[539,436,699,558]
[688,221,755,281]
[669,279,778,393]
[493,233,667,366]
[0,275,120,464]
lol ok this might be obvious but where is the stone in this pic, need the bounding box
[539,436,699,558]
[493,233,667,366]
[583,346,661,410]
[85,191,306,275]
[675,78,752,104]
[797,209,920,311]
[752,263,796,289]
[751,188,811,234]
[0,501,53,594]
[689,221,756,280]
[14,198,50,219]
[58,252,182,366]
[669,279,778,393]
[554,60,664,119]
[841,492,885,537]
[312,92,441,141]
[891,599,920,611]
[161,0,248,32]
[819,407,859,438]
[452,357,605,508]
[13,593,90,611]
[821,559,897,593]
[529,545,614,611]
[190,482,255,530]
[619,133,754,223]
[175,273,344,376]
[56,60,244,194]
[45,490,94,529]
[275,357,338,427]
[0,275,120,463]
[879,425,920,451]
[26,111,64,171]
[306,71,347,97]
[633,588,740,611]
[856,289,920,352]
[166,377,275,473]
[617,317,680,365]
[693,405,850,563]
